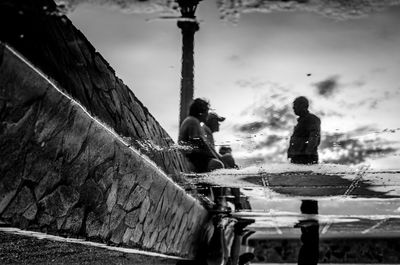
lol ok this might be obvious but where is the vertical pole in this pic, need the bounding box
[178,20,199,126]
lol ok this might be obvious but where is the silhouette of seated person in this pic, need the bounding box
[179,98,224,173]
[288,96,321,164]
[201,112,238,169]
[219,146,239,169]
[201,113,243,210]
[294,200,319,265]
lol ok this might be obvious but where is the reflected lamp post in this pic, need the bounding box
[177,0,201,126]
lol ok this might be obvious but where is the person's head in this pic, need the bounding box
[293,96,309,116]
[219,146,232,155]
[205,112,225,133]
[189,98,210,122]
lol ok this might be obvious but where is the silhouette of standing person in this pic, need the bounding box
[288,96,321,164]
[295,200,320,265]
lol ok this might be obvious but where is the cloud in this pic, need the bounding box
[56,0,400,22]
[217,0,400,22]
[255,134,283,149]
[226,80,399,167]
[234,122,399,166]
[338,89,400,109]
[320,129,398,165]
[313,75,340,98]
[236,121,269,134]
[371,67,387,74]
[235,79,268,90]
[55,0,179,14]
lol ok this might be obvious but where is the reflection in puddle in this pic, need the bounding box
[296,200,319,265]
[186,165,400,263]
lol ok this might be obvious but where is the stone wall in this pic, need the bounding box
[0,45,211,258]
[0,0,189,177]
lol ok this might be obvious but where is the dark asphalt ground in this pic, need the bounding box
[0,232,179,265]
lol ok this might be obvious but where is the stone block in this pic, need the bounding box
[63,146,90,187]
[142,207,155,235]
[86,211,103,238]
[63,207,84,234]
[37,212,54,227]
[166,209,182,251]
[137,170,153,191]
[116,173,137,206]
[160,242,168,254]
[187,204,202,232]
[139,197,151,223]
[110,220,127,244]
[57,217,66,230]
[97,165,115,191]
[148,173,168,205]
[34,170,62,200]
[106,180,118,212]
[110,89,122,117]
[2,186,35,219]
[182,197,195,215]
[62,109,91,163]
[39,185,79,218]
[87,124,116,168]
[157,227,169,245]
[34,94,71,145]
[124,185,147,212]
[125,209,140,228]
[22,152,49,183]
[22,203,38,221]
[132,223,143,244]
[79,179,103,211]
[100,213,111,239]
[122,227,134,244]
[0,188,18,216]
[110,204,126,232]
[174,214,188,252]
[147,230,159,249]
[148,196,165,231]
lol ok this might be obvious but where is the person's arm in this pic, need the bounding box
[186,121,220,159]
[288,135,294,158]
[305,118,320,155]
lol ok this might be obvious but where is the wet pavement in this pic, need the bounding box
[183,163,400,247]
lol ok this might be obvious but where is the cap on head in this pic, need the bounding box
[207,112,225,123]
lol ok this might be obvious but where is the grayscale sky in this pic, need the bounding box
[68,1,400,169]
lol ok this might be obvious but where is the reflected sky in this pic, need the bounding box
[183,164,400,241]
[68,2,400,169]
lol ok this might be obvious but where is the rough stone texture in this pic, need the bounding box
[2,187,35,219]
[39,186,80,218]
[0,46,212,258]
[0,0,189,179]
[62,207,84,234]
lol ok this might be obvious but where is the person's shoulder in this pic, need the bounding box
[181,116,200,127]
[202,124,212,133]
[308,112,321,123]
